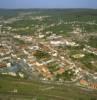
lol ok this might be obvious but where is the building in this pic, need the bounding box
[89,83,97,89]
[80,79,88,86]
[0,63,7,68]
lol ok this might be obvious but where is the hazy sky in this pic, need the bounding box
[0,0,97,9]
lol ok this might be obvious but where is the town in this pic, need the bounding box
[0,9,97,91]
[0,9,97,100]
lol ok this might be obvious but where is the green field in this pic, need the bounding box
[0,76,97,100]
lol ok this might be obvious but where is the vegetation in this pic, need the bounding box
[2,9,97,36]
[33,50,50,60]
[0,76,97,100]
[88,36,97,48]
[48,63,59,73]
[56,69,75,81]
[80,53,97,71]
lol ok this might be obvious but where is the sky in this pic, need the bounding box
[0,0,97,9]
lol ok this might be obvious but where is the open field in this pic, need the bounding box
[0,76,97,100]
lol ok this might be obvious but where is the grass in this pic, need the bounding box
[88,36,97,48]
[0,76,97,100]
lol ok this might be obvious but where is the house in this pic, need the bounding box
[89,83,97,89]
[56,67,65,74]
[80,79,88,86]
[50,40,64,46]
[38,43,50,51]
[0,63,7,68]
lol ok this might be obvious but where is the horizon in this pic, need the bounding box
[0,8,97,10]
[0,0,97,9]
[0,7,97,9]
